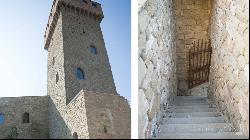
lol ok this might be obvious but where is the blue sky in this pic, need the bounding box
[0,0,131,103]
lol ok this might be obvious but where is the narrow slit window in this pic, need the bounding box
[56,72,59,84]
[52,57,55,66]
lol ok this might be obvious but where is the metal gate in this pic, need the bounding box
[188,39,212,89]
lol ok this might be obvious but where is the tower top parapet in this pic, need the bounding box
[44,0,104,50]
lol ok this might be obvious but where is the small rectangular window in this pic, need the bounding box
[90,46,97,55]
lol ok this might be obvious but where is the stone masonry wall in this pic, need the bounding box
[84,91,131,139]
[47,10,72,139]
[138,0,177,138]
[173,0,211,95]
[65,90,90,139]
[47,1,130,139]
[0,96,48,139]
[208,0,249,137]
[64,90,131,139]
[48,7,91,139]
[62,4,117,105]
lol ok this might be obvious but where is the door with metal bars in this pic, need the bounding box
[188,39,212,89]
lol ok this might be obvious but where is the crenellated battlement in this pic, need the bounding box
[44,0,104,50]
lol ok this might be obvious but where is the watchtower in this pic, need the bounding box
[45,0,130,139]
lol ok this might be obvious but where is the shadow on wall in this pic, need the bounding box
[48,97,75,139]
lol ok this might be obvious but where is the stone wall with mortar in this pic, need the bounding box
[47,9,72,138]
[0,96,48,139]
[138,0,177,138]
[84,91,131,139]
[44,0,104,49]
[208,0,249,137]
[47,0,130,139]
[62,4,117,105]
[173,0,211,95]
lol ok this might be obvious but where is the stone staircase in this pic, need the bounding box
[156,96,247,139]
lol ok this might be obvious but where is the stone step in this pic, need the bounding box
[173,102,210,106]
[172,101,209,105]
[168,104,213,109]
[173,98,208,102]
[173,99,208,103]
[159,123,234,133]
[163,117,227,124]
[166,112,223,118]
[157,132,247,139]
[167,108,218,113]
[174,96,207,100]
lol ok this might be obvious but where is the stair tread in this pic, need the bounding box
[157,132,247,139]
[173,102,210,106]
[174,96,207,100]
[167,108,218,113]
[160,123,234,133]
[166,111,223,118]
[157,96,242,139]
[163,116,227,124]
[168,104,213,108]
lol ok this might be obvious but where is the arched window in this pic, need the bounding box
[90,46,97,55]
[73,132,78,139]
[22,112,29,123]
[76,68,85,80]
[0,113,4,125]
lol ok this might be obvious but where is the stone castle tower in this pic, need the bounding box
[0,0,130,139]
[44,0,130,139]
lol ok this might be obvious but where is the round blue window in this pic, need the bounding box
[0,114,4,125]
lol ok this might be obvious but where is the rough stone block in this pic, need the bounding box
[138,89,150,138]
[147,94,160,121]
[235,8,248,24]
[237,22,248,35]
[139,57,147,86]
[139,10,150,33]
